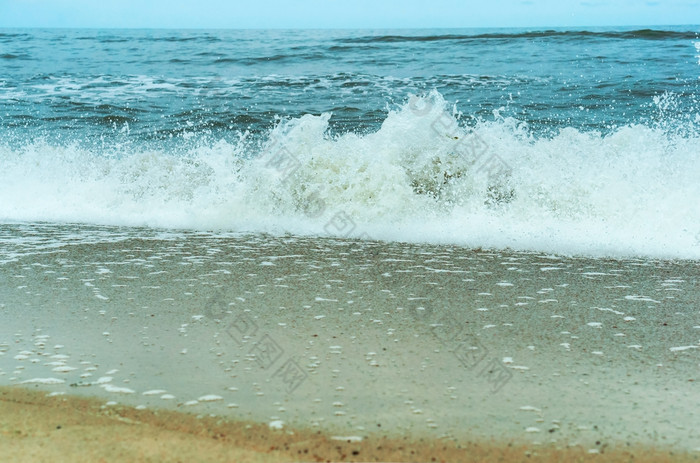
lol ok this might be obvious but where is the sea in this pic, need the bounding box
[2,27,700,450]
[1,27,700,259]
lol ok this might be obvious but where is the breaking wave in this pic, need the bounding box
[1,91,699,259]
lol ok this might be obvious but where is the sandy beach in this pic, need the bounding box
[2,385,699,463]
[1,225,699,461]
[2,11,700,462]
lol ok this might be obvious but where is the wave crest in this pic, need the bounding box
[1,90,699,259]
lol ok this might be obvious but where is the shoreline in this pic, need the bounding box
[2,228,700,459]
[2,385,698,462]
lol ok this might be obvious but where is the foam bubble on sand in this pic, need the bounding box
[625,295,660,303]
[596,307,625,315]
[100,384,135,394]
[670,345,699,352]
[21,377,65,384]
[269,420,284,430]
[142,389,168,395]
[198,394,223,402]
[331,436,363,442]
[52,366,77,373]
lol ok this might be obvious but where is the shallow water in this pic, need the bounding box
[1,223,698,450]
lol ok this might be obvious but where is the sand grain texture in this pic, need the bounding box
[1,387,699,463]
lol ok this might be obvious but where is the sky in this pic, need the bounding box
[0,0,699,29]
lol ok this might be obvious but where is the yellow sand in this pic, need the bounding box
[2,386,698,463]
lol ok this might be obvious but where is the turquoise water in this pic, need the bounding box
[2,29,700,449]
[1,27,700,258]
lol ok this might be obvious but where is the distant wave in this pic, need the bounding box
[0,53,28,59]
[341,29,700,44]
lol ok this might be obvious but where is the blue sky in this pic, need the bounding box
[0,0,698,28]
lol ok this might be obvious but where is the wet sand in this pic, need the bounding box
[2,386,699,462]
[1,224,699,460]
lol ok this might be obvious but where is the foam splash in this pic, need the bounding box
[1,91,699,259]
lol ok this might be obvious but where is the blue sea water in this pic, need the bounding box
[1,27,699,258]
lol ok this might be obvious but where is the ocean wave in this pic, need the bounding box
[341,29,700,44]
[1,91,698,259]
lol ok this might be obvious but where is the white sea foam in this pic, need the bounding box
[21,377,65,384]
[101,384,135,394]
[1,91,698,260]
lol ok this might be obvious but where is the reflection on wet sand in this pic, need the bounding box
[1,224,699,460]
